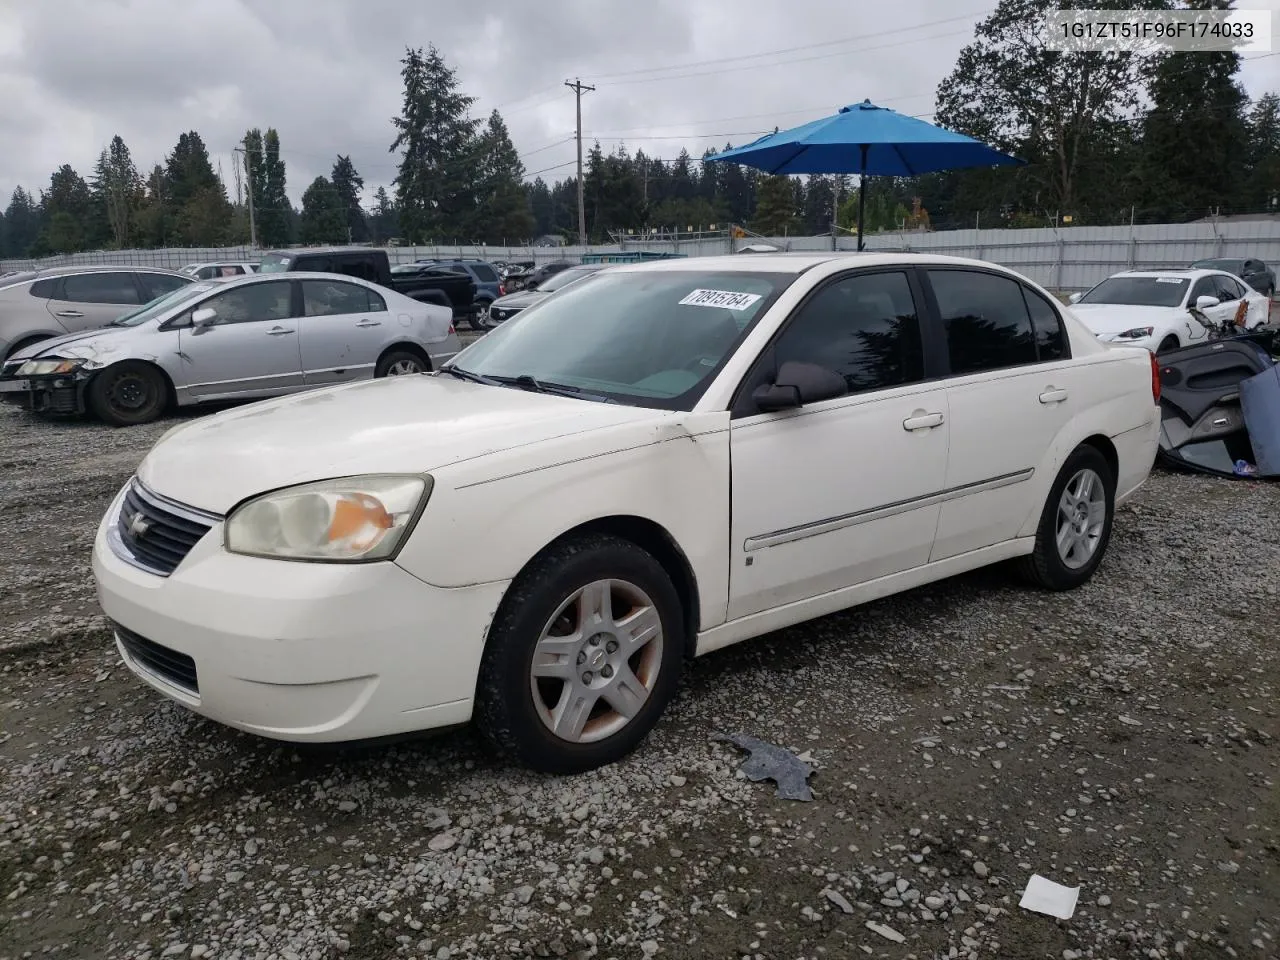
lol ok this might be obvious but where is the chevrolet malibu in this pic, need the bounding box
[92,253,1161,773]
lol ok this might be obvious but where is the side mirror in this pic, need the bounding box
[752,360,847,412]
[191,307,217,329]
[1068,292,1082,304]
[1194,295,1220,310]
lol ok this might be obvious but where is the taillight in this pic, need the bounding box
[448,322,455,335]
[1150,350,1161,404]
[498,283,506,296]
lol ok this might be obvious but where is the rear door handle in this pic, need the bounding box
[266,326,294,336]
[56,310,84,318]
[355,319,382,328]
[1039,388,1069,404]
[903,412,945,431]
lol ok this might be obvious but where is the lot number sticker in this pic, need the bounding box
[678,288,763,310]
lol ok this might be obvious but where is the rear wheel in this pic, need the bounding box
[375,349,427,377]
[1018,444,1116,591]
[475,534,685,774]
[468,301,492,331]
[87,361,168,426]
[1156,335,1179,354]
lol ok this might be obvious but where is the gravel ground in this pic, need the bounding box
[1,397,1277,960]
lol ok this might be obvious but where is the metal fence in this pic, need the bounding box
[5,218,1279,292]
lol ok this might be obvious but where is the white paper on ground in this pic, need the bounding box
[1019,874,1080,920]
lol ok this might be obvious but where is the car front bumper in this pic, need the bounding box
[0,371,89,414]
[91,481,510,743]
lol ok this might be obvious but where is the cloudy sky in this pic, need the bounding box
[2,0,1279,212]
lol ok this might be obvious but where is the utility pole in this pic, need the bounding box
[233,145,257,249]
[565,78,594,247]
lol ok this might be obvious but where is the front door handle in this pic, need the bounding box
[1039,388,1069,404]
[266,326,295,336]
[56,310,84,318]
[355,319,382,328]
[903,412,945,431]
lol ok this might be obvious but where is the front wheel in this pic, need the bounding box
[87,361,168,426]
[475,534,685,774]
[1017,444,1116,591]
[468,301,492,332]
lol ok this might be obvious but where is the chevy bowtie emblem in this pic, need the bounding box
[127,511,152,538]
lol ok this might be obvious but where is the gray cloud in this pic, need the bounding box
[2,0,1278,212]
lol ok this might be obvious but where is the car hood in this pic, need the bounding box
[492,290,546,309]
[136,374,672,514]
[1067,303,1181,334]
[9,325,143,362]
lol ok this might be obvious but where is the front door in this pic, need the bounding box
[298,279,389,385]
[923,268,1080,560]
[728,268,949,620]
[177,280,304,398]
[45,271,144,332]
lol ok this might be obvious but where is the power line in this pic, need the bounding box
[579,10,993,82]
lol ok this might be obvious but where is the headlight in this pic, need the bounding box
[224,475,432,562]
[1116,327,1154,340]
[18,358,86,376]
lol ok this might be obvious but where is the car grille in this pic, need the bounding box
[113,621,199,694]
[115,480,217,577]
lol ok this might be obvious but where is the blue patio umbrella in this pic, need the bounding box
[707,99,1024,250]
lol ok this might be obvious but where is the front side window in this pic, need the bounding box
[1189,276,1219,304]
[773,271,924,394]
[200,281,294,324]
[1216,275,1247,301]
[302,279,376,317]
[453,269,796,410]
[61,271,141,305]
[929,269,1037,376]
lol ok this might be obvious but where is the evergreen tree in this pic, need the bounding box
[92,135,143,248]
[299,176,347,244]
[369,186,398,242]
[527,177,554,237]
[163,131,231,245]
[473,110,534,243]
[2,186,41,257]
[390,44,480,242]
[752,174,798,235]
[35,165,95,252]
[330,155,368,243]
[259,129,290,247]
[1245,92,1280,211]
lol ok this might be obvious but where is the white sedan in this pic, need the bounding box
[92,253,1160,773]
[1068,268,1270,354]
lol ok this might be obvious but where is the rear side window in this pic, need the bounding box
[29,278,58,298]
[472,264,499,283]
[139,272,190,300]
[1022,288,1069,361]
[333,257,380,283]
[302,279,377,317]
[774,270,925,394]
[61,271,141,305]
[929,269,1037,376]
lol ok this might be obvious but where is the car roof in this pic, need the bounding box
[266,247,379,257]
[1109,268,1225,280]
[604,251,1032,275]
[27,264,189,279]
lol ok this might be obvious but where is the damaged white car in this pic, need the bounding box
[92,253,1160,773]
[0,273,460,425]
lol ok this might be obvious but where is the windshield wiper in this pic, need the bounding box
[498,373,616,404]
[440,365,501,385]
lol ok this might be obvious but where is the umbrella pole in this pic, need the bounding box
[856,144,868,252]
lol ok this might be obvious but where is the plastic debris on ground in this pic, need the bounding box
[713,732,815,801]
[1019,873,1081,920]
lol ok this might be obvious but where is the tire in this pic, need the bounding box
[1018,444,1116,591]
[375,349,427,377]
[475,533,685,774]
[468,300,492,332]
[1156,335,1179,354]
[86,361,168,426]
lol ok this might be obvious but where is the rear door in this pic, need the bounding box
[177,280,304,398]
[923,267,1078,561]
[298,278,388,385]
[45,271,144,331]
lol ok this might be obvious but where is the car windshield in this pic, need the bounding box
[536,266,600,293]
[1078,276,1188,307]
[111,282,220,327]
[449,269,796,410]
[255,253,291,273]
[1191,258,1243,272]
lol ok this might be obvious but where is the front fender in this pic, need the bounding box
[393,414,732,630]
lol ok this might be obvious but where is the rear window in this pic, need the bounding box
[472,264,499,282]
[256,253,292,273]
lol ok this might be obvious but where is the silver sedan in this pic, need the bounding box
[0,272,461,425]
